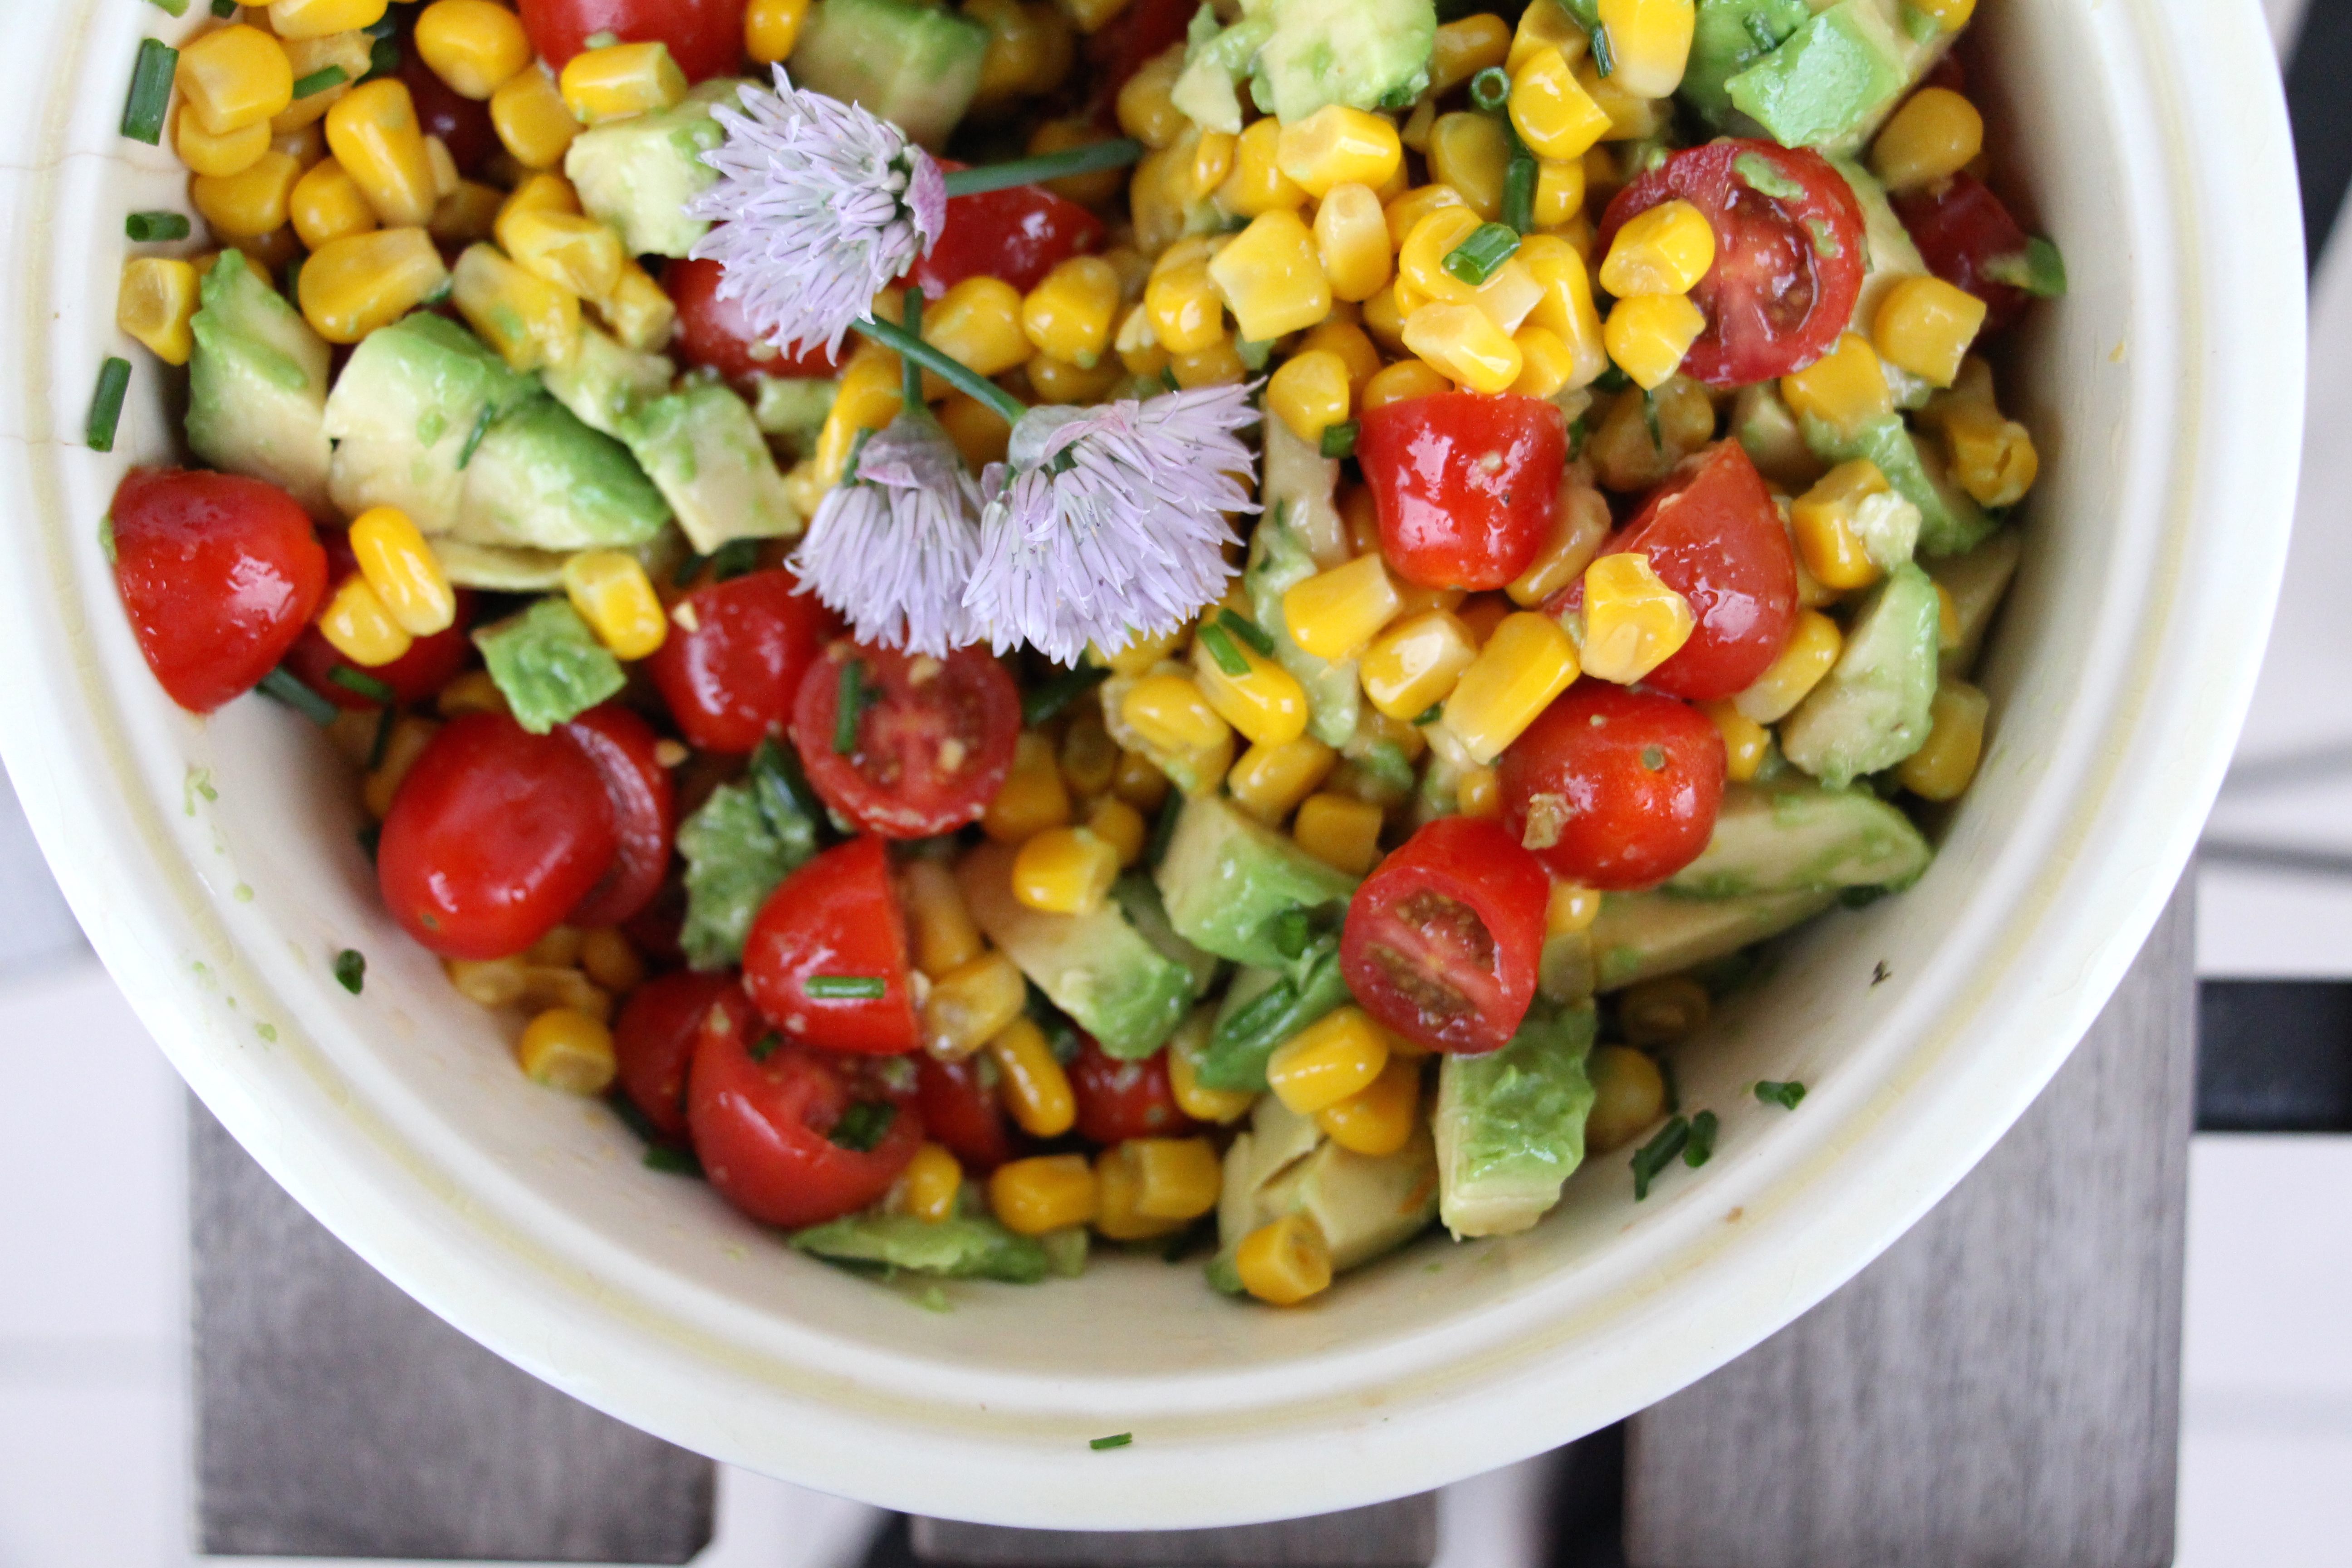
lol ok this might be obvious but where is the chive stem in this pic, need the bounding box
[327,665,397,704]
[1021,663,1109,726]
[1216,607,1275,657]
[126,210,191,243]
[258,667,339,725]
[940,138,1144,198]
[333,949,366,995]
[1468,66,1511,113]
[899,289,924,410]
[804,974,887,1000]
[1591,22,1617,78]
[852,314,1025,425]
[146,0,191,14]
[832,658,869,754]
[291,64,348,98]
[211,0,237,14]
[121,38,178,145]
[1502,123,1538,235]
[1443,222,1521,286]
[1197,622,1250,676]
[1318,419,1359,460]
[87,358,132,452]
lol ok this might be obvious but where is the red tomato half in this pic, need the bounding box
[1356,392,1567,590]
[1892,173,2034,335]
[616,971,749,1140]
[377,713,619,959]
[518,0,745,82]
[556,704,675,929]
[646,568,833,754]
[396,45,496,176]
[1551,443,1798,701]
[666,257,842,382]
[1598,141,1866,386]
[916,1054,1015,1172]
[284,617,472,710]
[1083,0,1196,109]
[1339,817,1550,1054]
[688,1022,924,1229]
[910,176,1106,299]
[790,641,1020,839]
[1070,1039,1197,1145]
[109,468,328,714]
[1497,684,1725,891]
[742,837,920,1054]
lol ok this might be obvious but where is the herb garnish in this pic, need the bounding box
[833,658,871,754]
[828,1100,897,1152]
[1631,1115,1690,1200]
[333,949,366,995]
[1755,1080,1806,1110]
[805,975,887,1000]
[1090,1432,1133,1451]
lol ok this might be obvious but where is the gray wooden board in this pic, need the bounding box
[187,1099,717,1562]
[910,1495,1438,1568]
[1622,884,2195,1568]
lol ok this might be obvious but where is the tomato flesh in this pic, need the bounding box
[555,704,675,929]
[688,1014,923,1229]
[1598,141,1866,387]
[377,712,619,959]
[517,0,746,82]
[666,256,842,382]
[1891,173,2033,335]
[1339,817,1550,1054]
[916,1054,1016,1172]
[615,971,749,1140]
[396,42,496,176]
[1069,1038,1197,1145]
[742,837,920,1054]
[646,568,833,754]
[1497,684,1726,891]
[287,529,473,709]
[1356,392,1567,591]
[909,177,1107,298]
[790,641,1020,839]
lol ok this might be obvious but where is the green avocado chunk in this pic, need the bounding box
[1589,888,1840,992]
[1925,528,2022,679]
[472,598,627,734]
[186,249,334,516]
[620,380,800,554]
[677,740,823,970]
[791,1213,1050,1283]
[1667,780,1932,898]
[323,311,537,533]
[1245,0,1436,124]
[788,0,988,151]
[1433,1002,1597,1239]
[1802,412,1993,557]
[451,395,672,552]
[1725,0,1954,152]
[539,322,674,439]
[1247,421,1362,748]
[1682,0,1813,125]
[563,78,743,257]
[1155,794,1360,970]
[1779,563,1942,789]
[1215,1094,1440,1278]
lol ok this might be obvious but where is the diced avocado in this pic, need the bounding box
[791,1212,1050,1283]
[788,0,987,151]
[1246,423,1361,749]
[472,598,627,733]
[678,740,823,970]
[1682,0,1813,125]
[750,374,838,455]
[1925,528,2020,679]
[1589,888,1839,992]
[454,396,671,552]
[1433,1003,1597,1239]
[1112,872,1222,997]
[621,381,800,554]
[1539,930,1597,1007]
[431,539,569,591]
[1725,0,1952,153]
[1100,661,1231,797]
[1155,794,1360,970]
[1039,1225,1090,1278]
[1244,0,1436,125]
[186,249,333,517]
[1779,562,1941,788]
[1217,1095,1439,1275]
[1666,780,1931,897]
[1172,8,1271,135]
[957,842,1206,1059]
[563,78,743,258]
[1198,938,1352,1092]
[540,323,674,439]
[1801,412,1993,556]
[1734,382,1828,491]
[323,311,537,533]
[1833,157,1930,341]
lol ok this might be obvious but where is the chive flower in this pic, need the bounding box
[793,412,983,657]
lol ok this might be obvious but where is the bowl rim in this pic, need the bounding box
[0,0,2304,1529]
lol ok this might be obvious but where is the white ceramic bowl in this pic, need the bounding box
[0,0,2302,1529]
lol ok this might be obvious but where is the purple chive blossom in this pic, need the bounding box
[793,414,984,657]
[964,384,1260,666]
[686,68,946,361]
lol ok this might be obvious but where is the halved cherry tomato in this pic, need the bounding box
[1549,442,1798,701]
[742,837,920,1054]
[1598,141,1866,387]
[377,712,619,959]
[909,173,1107,299]
[109,468,328,714]
[790,640,1021,839]
[646,568,833,754]
[1339,817,1550,1054]
[916,1054,1016,1172]
[688,1015,924,1229]
[517,0,746,83]
[666,256,842,382]
[1892,173,2034,335]
[615,970,748,1140]
[556,704,675,929]
[1084,0,1197,110]
[396,41,496,176]
[1355,392,1567,590]
[1070,1038,1197,1145]
[1497,684,1725,892]
[286,529,475,709]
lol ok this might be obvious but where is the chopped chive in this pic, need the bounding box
[1592,364,1632,393]
[125,210,191,242]
[356,822,381,862]
[1631,1114,1690,1200]
[748,1031,783,1062]
[363,35,399,81]
[1145,792,1182,870]
[327,665,397,704]
[1411,702,1443,726]
[642,1143,702,1175]
[454,403,494,470]
[804,974,887,1000]
[87,358,132,452]
[1657,1053,1680,1115]
[1196,621,1251,676]
[1745,10,1782,50]
[1755,1079,1806,1110]
[333,949,366,995]
[212,0,237,14]
[1567,414,1590,460]
[1683,1108,1718,1168]
[832,658,870,754]
[671,549,709,587]
[1468,66,1511,113]
[1318,419,1359,460]
[121,38,178,145]
[938,137,1144,199]
[98,516,117,566]
[1216,607,1276,658]
[828,1099,896,1152]
[1591,22,1616,78]
[1982,235,2068,298]
[363,704,394,770]
[1503,146,1538,235]
[1022,662,1109,726]
[1442,222,1521,286]
[291,64,348,98]
[1090,1433,1133,1451]
[363,10,398,37]
[1268,907,1313,961]
[1642,387,1663,450]
[710,538,760,581]
[257,667,339,725]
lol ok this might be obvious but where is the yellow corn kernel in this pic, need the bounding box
[560,40,686,124]
[577,926,645,995]
[266,32,367,134]
[1700,699,1769,782]
[1582,1044,1666,1151]
[1085,796,1147,868]
[990,1152,1097,1235]
[1595,0,1695,97]
[1267,1005,1390,1116]
[178,25,295,137]
[1115,42,1187,149]
[498,207,624,300]
[1430,13,1512,93]
[451,241,580,370]
[1402,301,1524,395]
[811,346,902,480]
[428,176,496,250]
[1274,105,1403,200]
[1126,1136,1223,1220]
[1548,878,1600,934]
[921,950,1029,1059]
[1315,1054,1420,1157]
[1311,183,1392,304]
[1527,161,1581,233]
[1465,255,1544,339]
[1780,331,1893,435]
[175,104,274,177]
[414,0,531,98]
[427,135,463,196]
[1030,348,1119,402]
[925,391,1007,475]
[1292,791,1383,878]
[1514,236,1607,390]
[1440,612,1581,764]
[1299,321,1382,404]
[1099,622,1187,676]
[1362,362,1453,418]
[1142,259,1225,356]
[1733,607,1842,723]
[1896,677,1990,801]
[1112,747,1170,813]
[515,1006,617,1093]
[968,0,1046,107]
[1012,825,1121,916]
[117,259,201,366]
[191,149,302,239]
[1227,736,1337,825]
[1935,581,1963,651]
[1455,765,1499,818]
[1579,553,1695,684]
[348,507,456,636]
[1168,1032,1255,1125]
[745,0,811,63]
[1383,182,1470,253]
[1020,255,1120,367]
[1602,292,1706,390]
[1361,610,1478,722]
[924,274,1030,377]
[500,169,580,223]
[288,157,376,248]
[899,1142,962,1222]
[1509,0,1588,73]
[490,65,582,168]
[1192,630,1310,748]
[1509,45,1612,163]
[980,730,1072,845]
[1941,408,2038,509]
[1509,480,1612,606]
[271,0,388,35]
[987,1017,1077,1138]
[298,226,450,343]
[1283,554,1401,665]
[1872,275,1988,389]
[1787,464,1882,592]
[1871,87,1983,195]
[1575,55,1668,142]
[1206,209,1332,344]
[1188,129,1238,202]
[1911,0,1974,28]
[433,671,506,720]
[1598,198,1715,297]
[901,860,984,981]
[555,548,662,659]
[1264,349,1352,448]
[1093,1143,1186,1240]
[1621,975,1708,1046]
[1058,707,1117,797]
[1358,285,1409,354]
[1396,205,1485,305]
[274,118,330,170]
[1428,111,1510,222]
[319,572,414,667]
[325,78,440,226]
[1236,1213,1331,1306]
[1220,117,1307,217]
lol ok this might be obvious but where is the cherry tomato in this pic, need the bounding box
[1069,1038,1197,1144]
[915,1054,1016,1172]
[1084,0,1197,109]
[1598,141,1866,387]
[688,1017,924,1229]
[377,712,619,959]
[665,256,841,382]
[615,971,749,1140]
[1355,392,1567,590]
[742,837,920,1054]
[396,44,496,176]
[556,704,675,929]
[909,175,1106,299]
[285,529,474,708]
[646,568,833,754]
[1550,442,1798,701]
[109,468,328,714]
[1497,684,1726,892]
[790,640,1020,839]
[517,0,746,83]
[1892,173,2034,335]
[1340,817,1551,1055]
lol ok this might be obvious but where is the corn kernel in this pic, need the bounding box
[360,714,439,816]
[1734,607,1842,722]
[1428,111,1510,221]
[1599,198,1715,297]
[1286,792,1382,879]
[1911,0,1974,27]
[1384,182,1471,253]
[1298,323,1381,406]
[1602,292,1706,390]
[1143,259,1225,355]
[578,926,644,994]
[1575,55,1668,142]
[1192,629,1310,748]
[922,950,1029,1058]
[1440,612,1581,764]
[744,0,812,62]
[902,859,985,980]
[1189,129,1237,201]
[1509,0,1588,73]
[324,78,439,226]
[1896,677,1990,800]
[1547,879,1600,934]
[554,548,662,659]
[1361,610,1477,722]
[117,259,201,367]
[191,148,302,239]
[1871,87,1983,195]
[298,226,450,343]
[1168,1029,1255,1124]
[1528,160,1583,232]
[1264,349,1352,448]
[1622,975,1709,1045]
[273,29,368,135]
[1579,553,1695,684]
[175,105,274,178]
[1509,45,1612,163]
[1431,13,1512,93]
[925,274,1032,377]
[1281,554,1400,664]
[990,1153,1097,1235]
[319,572,414,667]
[813,344,905,481]
[1085,796,1147,868]
[1452,765,1498,819]
[1315,1054,1420,1156]
[1517,235,1610,389]
[1206,209,1332,343]
[968,0,1048,107]
[560,40,686,123]
[1267,1005,1391,1115]
[1780,331,1893,435]
[450,241,578,369]
[900,1142,962,1222]
[1021,255,1120,367]
[1312,183,1392,304]
[1116,43,1187,149]
[1121,1136,1223,1220]
[1786,463,1886,591]
[500,207,625,300]
[1012,825,1121,916]
[1094,1143,1187,1240]
[1354,363,1442,416]
[984,730,1073,844]
[515,1006,616,1093]
[989,1018,1077,1139]
[1872,274,1988,389]
[349,506,456,636]
[288,157,376,248]
[1226,735,1337,825]
[1054,709,1115,799]
[1220,116,1308,216]
[1236,1213,1331,1305]
[1699,699,1769,781]
[1941,408,2039,508]
[1395,205,1484,307]
[490,65,582,168]
[1500,326,1568,399]
[1112,747,1171,812]
[1274,105,1403,200]
[1509,478,1612,606]
[413,0,530,99]
[270,0,387,35]
[1595,0,1695,98]
[1402,301,1523,395]
[178,25,295,137]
